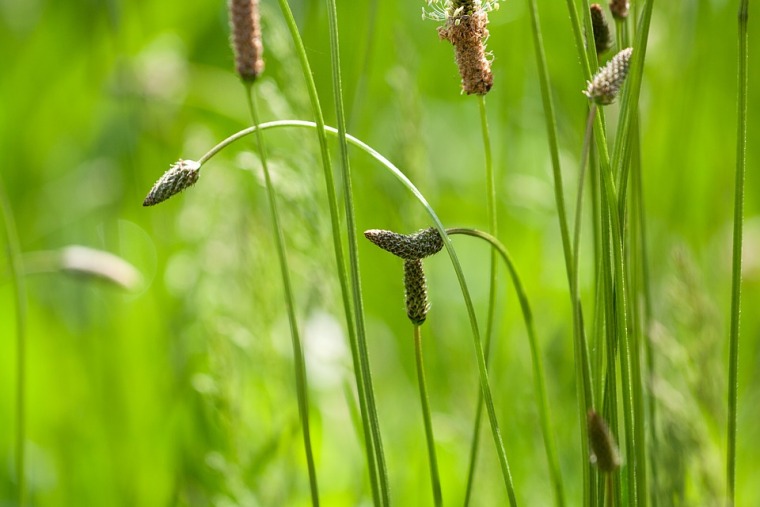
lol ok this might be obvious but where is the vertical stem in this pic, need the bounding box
[728,0,749,502]
[414,325,443,507]
[324,0,390,503]
[245,85,320,506]
[0,177,27,507]
[274,3,383,504]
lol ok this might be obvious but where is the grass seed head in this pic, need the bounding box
[229,0,264,82]
[587,410,622,472]
[143,159,201,206]
[404,259,430,325]
[364,227,444,260]
[583,47,633,105]
[609,0,630,19]
[590,4,612,55]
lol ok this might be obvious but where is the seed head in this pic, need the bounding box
[364,228,444,260]
[143,159,201,206]
[609,0,629,19]
[587,410,622,473]
[404,259,430,325]
[435,1,495,95]
[583,47,633,105]
[229,0,264,82]
[590,4,612,55]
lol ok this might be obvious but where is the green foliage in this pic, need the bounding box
[1,0,758,505]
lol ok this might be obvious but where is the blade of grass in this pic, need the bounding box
[243,83,320,506]
[0,176,27,507]
[728,0,749,502]
[448,228,564,507]
[198,119,518,505]
[272,3,382,503]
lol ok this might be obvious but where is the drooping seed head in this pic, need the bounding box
[609,0,630,19]
[404,259,430,325]
[143,159,201,206]
[590,4,612,55]
[229,0,264,82]
[364,227,444,260]
[587,410,622,473]
[583,47,633,105]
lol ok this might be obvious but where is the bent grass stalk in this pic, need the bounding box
[274,2,386,503]
[447,228,563,507]
[243,84,320,506]
[0,177,27,507]
[728,0,749,502]
[197,119,518,505]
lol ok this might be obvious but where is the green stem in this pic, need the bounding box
[273,3,383,504]
[324,1,390,503]
[198,119,517,505]
[448,228,562,507]
[0,176,27,507]
[413,324,443,507]
[463,94,500,507]
[244,84,320,506]
[728,0,749,502]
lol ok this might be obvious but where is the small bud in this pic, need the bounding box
[229,0,264,82]
[590,4,612,55]
[143,159,201,206]
[404,259,430,325]
[437,4,494,95]
[583,47,633,105]
[364,228,444,260]
[609,0,629,19]
[587,410,621,473]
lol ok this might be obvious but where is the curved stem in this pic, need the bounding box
[244,84,320,506]
[448,228,562,507]
[0,176,27,506]
[198,119,517,505]
[728,0,749,502]
[414,324,443,507]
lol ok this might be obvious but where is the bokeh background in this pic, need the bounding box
[1,0,758,505]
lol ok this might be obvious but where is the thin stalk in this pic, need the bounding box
[0,177,27,507]
[463,94,500,507]
[244,84,319,506]
[728,0,749,502]
[324,1,390,503]
[413,324,443,507]
[198,119,518,505]
[272,3,383,504]
[448,228,563,507]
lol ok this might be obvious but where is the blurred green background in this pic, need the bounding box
[1,0,758,505]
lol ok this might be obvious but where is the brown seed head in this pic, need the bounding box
[143,159,201,206]
[404,259,430,325]
[609,0,630,19]
[364,228,444,260]
[583,47,633,105]
[587,410,622,473]
[437,6,493,95]
[590,4,612,55]
[229,0,264,82]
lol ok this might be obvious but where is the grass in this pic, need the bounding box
[0,0,755,505]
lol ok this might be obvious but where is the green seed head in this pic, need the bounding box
[404,259,430,325]
[364,227,444,260]
[143,159,201,207]
[583,47,633,105]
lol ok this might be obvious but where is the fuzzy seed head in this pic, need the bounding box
[436,3,494,95]
[143,159,201,206]
[404,259,430,325]
[229,0,264,81]
[609,0,630,19]
[587,410,622,473]
[364,228,444,260]
[583,47,633,105]
[590,4,612,55]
